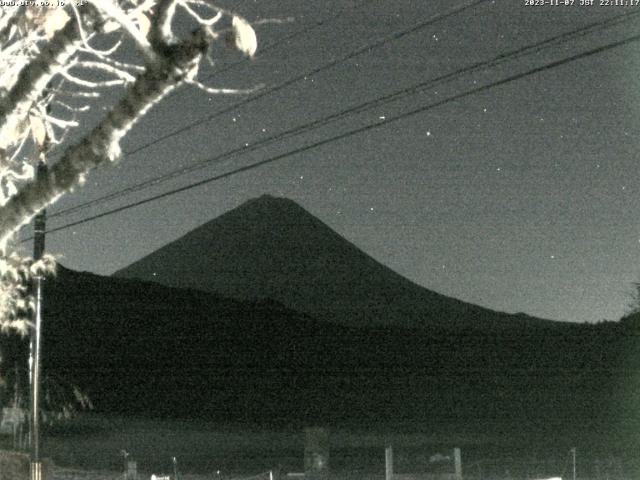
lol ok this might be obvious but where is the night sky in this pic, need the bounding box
[27,0,640,323]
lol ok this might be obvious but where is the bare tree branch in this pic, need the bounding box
[92,0,157,62]
[0,7,102,157]
[0,27,213,243]
[149,0,180,52]
[0,0,261,334]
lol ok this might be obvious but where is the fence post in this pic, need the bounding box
[453,448,462,480]
[124,461,137,480]
[385,446,393,480]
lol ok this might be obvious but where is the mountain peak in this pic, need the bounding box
[115,195,555,330]
[235,194,312,218]
[250,193,287,203]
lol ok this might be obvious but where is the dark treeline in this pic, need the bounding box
[0,265,627,448]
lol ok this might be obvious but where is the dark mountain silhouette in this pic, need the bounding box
[0,197,632,448]
[115,195,556,330]
[0,265,631,440]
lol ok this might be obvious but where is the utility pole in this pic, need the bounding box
[571,447,576,480]
[29,161,47,480]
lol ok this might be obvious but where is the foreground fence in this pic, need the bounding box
[46,452,640,480]
[111,434,640,480]
[7,424,640,480]
[385,446,462,480]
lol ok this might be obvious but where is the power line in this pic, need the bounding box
[24,30,640,242]
[48,9,640,220]
[122,0,491,158]
[48,0,492,219]
[44,1,371,164]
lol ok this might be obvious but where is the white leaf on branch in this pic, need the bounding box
[44,8,71,40]
[29,114,47,147]
[229,16,257,58]
[135,11,151,38]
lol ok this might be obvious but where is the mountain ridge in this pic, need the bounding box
[115,194,558,330]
